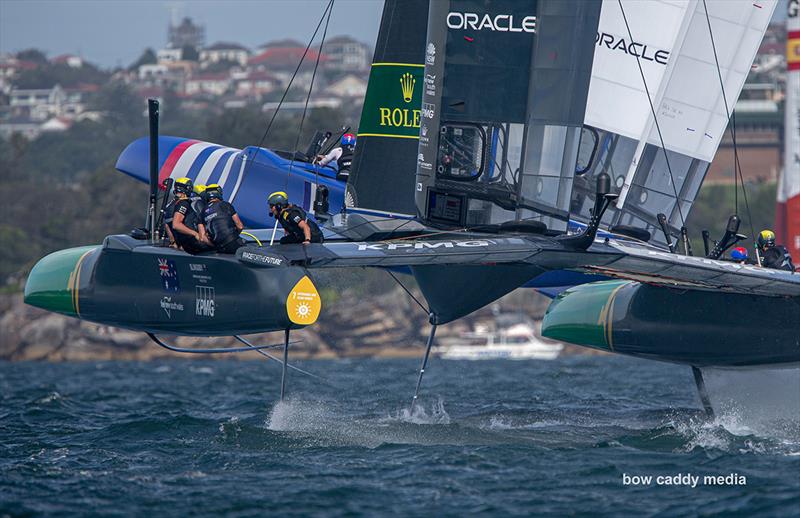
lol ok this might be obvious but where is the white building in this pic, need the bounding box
[138,64,169,83]
[157,48,183,64]
[51,54,83,68]
[200,42,250,67]
[323,35,370,74]
[325,74,368,98]
[185,73,231,96]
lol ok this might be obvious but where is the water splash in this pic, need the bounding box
[384,398,451,425]
[218,416,241,440]
[35,391,62,404]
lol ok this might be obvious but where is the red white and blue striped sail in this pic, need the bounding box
[116,136,345,228]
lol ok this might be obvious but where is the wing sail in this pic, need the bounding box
[574,0,777,241]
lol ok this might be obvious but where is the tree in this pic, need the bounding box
[16,48,47,64]
[128,48,157,71]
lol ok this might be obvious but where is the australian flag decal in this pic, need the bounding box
[158,258,180,292]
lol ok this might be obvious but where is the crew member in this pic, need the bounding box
[730,246,749,265]
[202,184,245,254]
[268,191,323,245]
[316,133,355,181]
[167,177,213,254]
[192,184,208,219]
[757,230,795,271]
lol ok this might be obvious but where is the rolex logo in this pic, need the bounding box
[400,72,415,103]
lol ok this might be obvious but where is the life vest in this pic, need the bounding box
[168,198,203,247]
[203,200,240,246]
[279,205,322,241]
[762,245,795,272]
[337,145,354,180]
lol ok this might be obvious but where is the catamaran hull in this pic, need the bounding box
[23,235,320,336]
[541,280,800,367]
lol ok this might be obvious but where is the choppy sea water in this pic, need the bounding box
[1,356,798,516]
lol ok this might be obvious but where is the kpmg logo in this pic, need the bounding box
[195,286,215,317]
[421,102,435,120]
[596,32,669,66]
[400,72,415,103]
[357,240,493,251]
[447,12,537,33]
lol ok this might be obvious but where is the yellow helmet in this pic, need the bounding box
[758,229,776,249]
[174,177,193,195]
[194,184,207,195]
[205,184,223,200]
[268,191,288,209]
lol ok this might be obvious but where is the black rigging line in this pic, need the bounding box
[701,0,757,245]
[286,0,334,189]
[387,270,430,315]
[617,0,686,229]
[249,0,334,157]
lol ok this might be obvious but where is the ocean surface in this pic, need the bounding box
[1,355,798,517]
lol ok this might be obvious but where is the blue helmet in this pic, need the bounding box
[341,133,356,147]
[731,246,748,261]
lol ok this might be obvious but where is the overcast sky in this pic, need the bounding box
[0,0,789,69]
[0,0,385,68]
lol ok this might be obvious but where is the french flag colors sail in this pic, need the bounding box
[574,0,776,241]
[776,0,800,256]
[115,136,345,228]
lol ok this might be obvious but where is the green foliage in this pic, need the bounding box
[16,48,48,64]
[13,62,109,89]
[686,182,777,252]
[128,48,157,71]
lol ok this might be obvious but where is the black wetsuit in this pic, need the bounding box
[278,205,323,244]
[203,199,243,254]
[336,145,354,182]
[168,198,213,255]
[761,245,795,272]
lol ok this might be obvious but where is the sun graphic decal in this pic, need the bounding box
[286,276,321,325]
[296,302,311,319]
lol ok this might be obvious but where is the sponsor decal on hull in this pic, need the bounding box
[195,286,216,317]
[357,240,493,251]
[160,296,184,318]
[286,276,321,326]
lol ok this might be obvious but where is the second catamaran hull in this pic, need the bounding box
[541,280,800,367]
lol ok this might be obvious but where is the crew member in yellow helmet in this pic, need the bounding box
[202,184,244,253]
[268,191,323,245]
[757,229,795,271]
[166,177,213,254]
